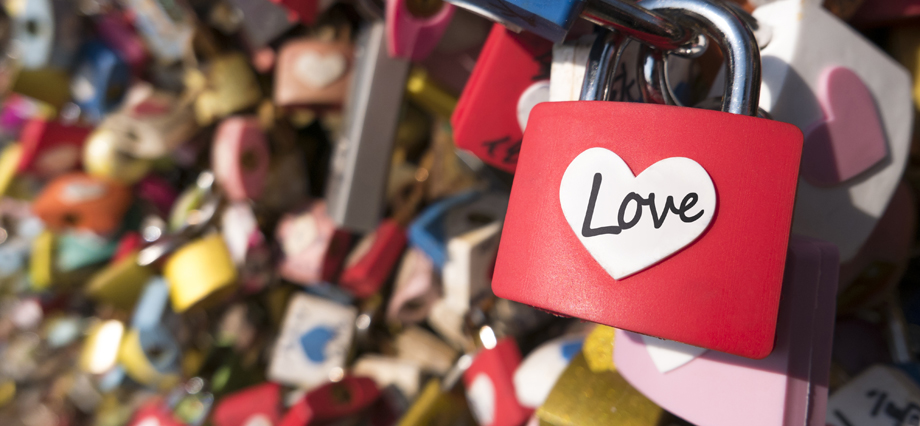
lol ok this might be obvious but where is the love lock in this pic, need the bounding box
[493,0,803,358]
[274,37,354,108]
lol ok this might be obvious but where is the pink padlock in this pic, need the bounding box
[386,0,455,61]
[212,117,270,202]
[386,248,439,324]
[276,201,353,285]
[18,119,92,178]
[614,235,839,426]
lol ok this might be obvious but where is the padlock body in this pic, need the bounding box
[493,102,803,358]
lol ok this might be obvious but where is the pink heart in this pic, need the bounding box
[801,66,888,186]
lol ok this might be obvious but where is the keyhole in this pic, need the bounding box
[62,213,80,227]
[406,0,444,18]
[330,383,352,405]
[239,149,259,172]
[25,20,39,36]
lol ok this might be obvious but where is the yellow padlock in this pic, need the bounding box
[164,234,237,313]
[0,143,22,196]
[398,379,475,426]
[79,320,125,375]
[189,53,262,126]
[29,229,54,291]
[118,328,180,389]
[84,252,154,310]
[582,325,616,373]
[405,67,458,120]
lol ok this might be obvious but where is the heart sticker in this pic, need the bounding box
[801,66,888,187]
[641,335,707,373]
[559,148,716,279]
[295,51,347,88]
[467,374,496,425]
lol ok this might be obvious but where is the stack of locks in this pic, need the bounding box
[2,0,920,424]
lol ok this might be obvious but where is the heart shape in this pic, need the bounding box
[294,51,347,88]
[641,335,707,373]
[559,148,716,279]
[801,66,888,186]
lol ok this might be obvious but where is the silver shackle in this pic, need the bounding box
[636,0,761,116]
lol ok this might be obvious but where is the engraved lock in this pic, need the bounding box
[31,173,133,235]
[17,118,92,178]
[71,40,131,123]
[742,0,913,263]
[267,293,357,390]
[512,335,585,409]
[276,201,353,285]
[274,36,354,108]
[386,0,456,61]
[280,376,380,426]
[827,365,920,426]
[163,234,238,313]
[212,117,270,202]
[325,20,410,233]
[537,351,671,425]
[452,25,552,173]
[615,235,839,426]
[212,382,283,426]
[463,337,531,426]
[494,0,803,358]
[117,0,195,64]
[190,54,263,126]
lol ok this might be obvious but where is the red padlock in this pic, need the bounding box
[280,376,380,426]
[339,219,407,298]
[451,24,552,173]
[463,337,532,426]
[128,400,184,426]
[493,3,803,359]
[212,383,283,426]
[18,119,92,178]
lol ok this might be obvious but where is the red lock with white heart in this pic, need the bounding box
[451,24,552,173]
[492,0,803,359]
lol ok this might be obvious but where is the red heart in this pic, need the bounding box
[801,66,888,186]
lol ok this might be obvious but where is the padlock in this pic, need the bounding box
[408,191,507,270]
[212,117,270,202]
[71,41,131,123]
[55,230,119,272]
[10,0,82,70]
[395,326,458,375]
[325,20,410,233]
[452,25,552,173]
[131,278,172,331]
[79,320,125,375]
[221,202,261,265]
[339,219,407,298]
[716,0,912,262]
[84,252,155,309]
[117,0,195,64]
[0,94,55,140]
[353,355,422,398]
[493,0,803,358]
[386,0,456,61]
[189,54,263,126]
[93,11,150,73]
[164,378,216,426]
[274,38,354,108]
[17,119,92,178]
[276,201,353,285]
[32,173,133,235]
[512,335,584,409]
[463,337,532,426]
[614,235,838,426]
[163,234,237,313]
[280,376,380,426]
[837,182,915,314]
[827,365,920,426]
[386,248,439,324]
[118,325,181,389]
[212,382,283,426]
[29,230,54,291]
[444,0,687,46]
[398,378,476,426]
[267,292,357,390]
[536,352,672,425]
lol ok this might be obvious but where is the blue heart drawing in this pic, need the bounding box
[299,326,336,363]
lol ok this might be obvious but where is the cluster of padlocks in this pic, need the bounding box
[3,0,920,424]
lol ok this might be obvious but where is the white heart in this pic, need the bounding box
[467,374,496,425]
[559,148,716,279]
[294,51,346,88]
[517,80,550,132]
[641,335,707,373]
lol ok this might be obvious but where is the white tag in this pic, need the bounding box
[641,335,707,373]
[559,148,716,279]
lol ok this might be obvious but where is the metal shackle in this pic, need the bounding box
[636,0,761,116]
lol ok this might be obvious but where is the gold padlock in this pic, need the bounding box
[84,252,154,310]
[189,53,262,126]
[164,234,237,313]
[406,68,457,120]
[29,230,54,291]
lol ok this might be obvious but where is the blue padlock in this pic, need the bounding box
[71,41,131,123]
[131,278,172,331]
[407,190,480,270]
[445,0,687,46]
